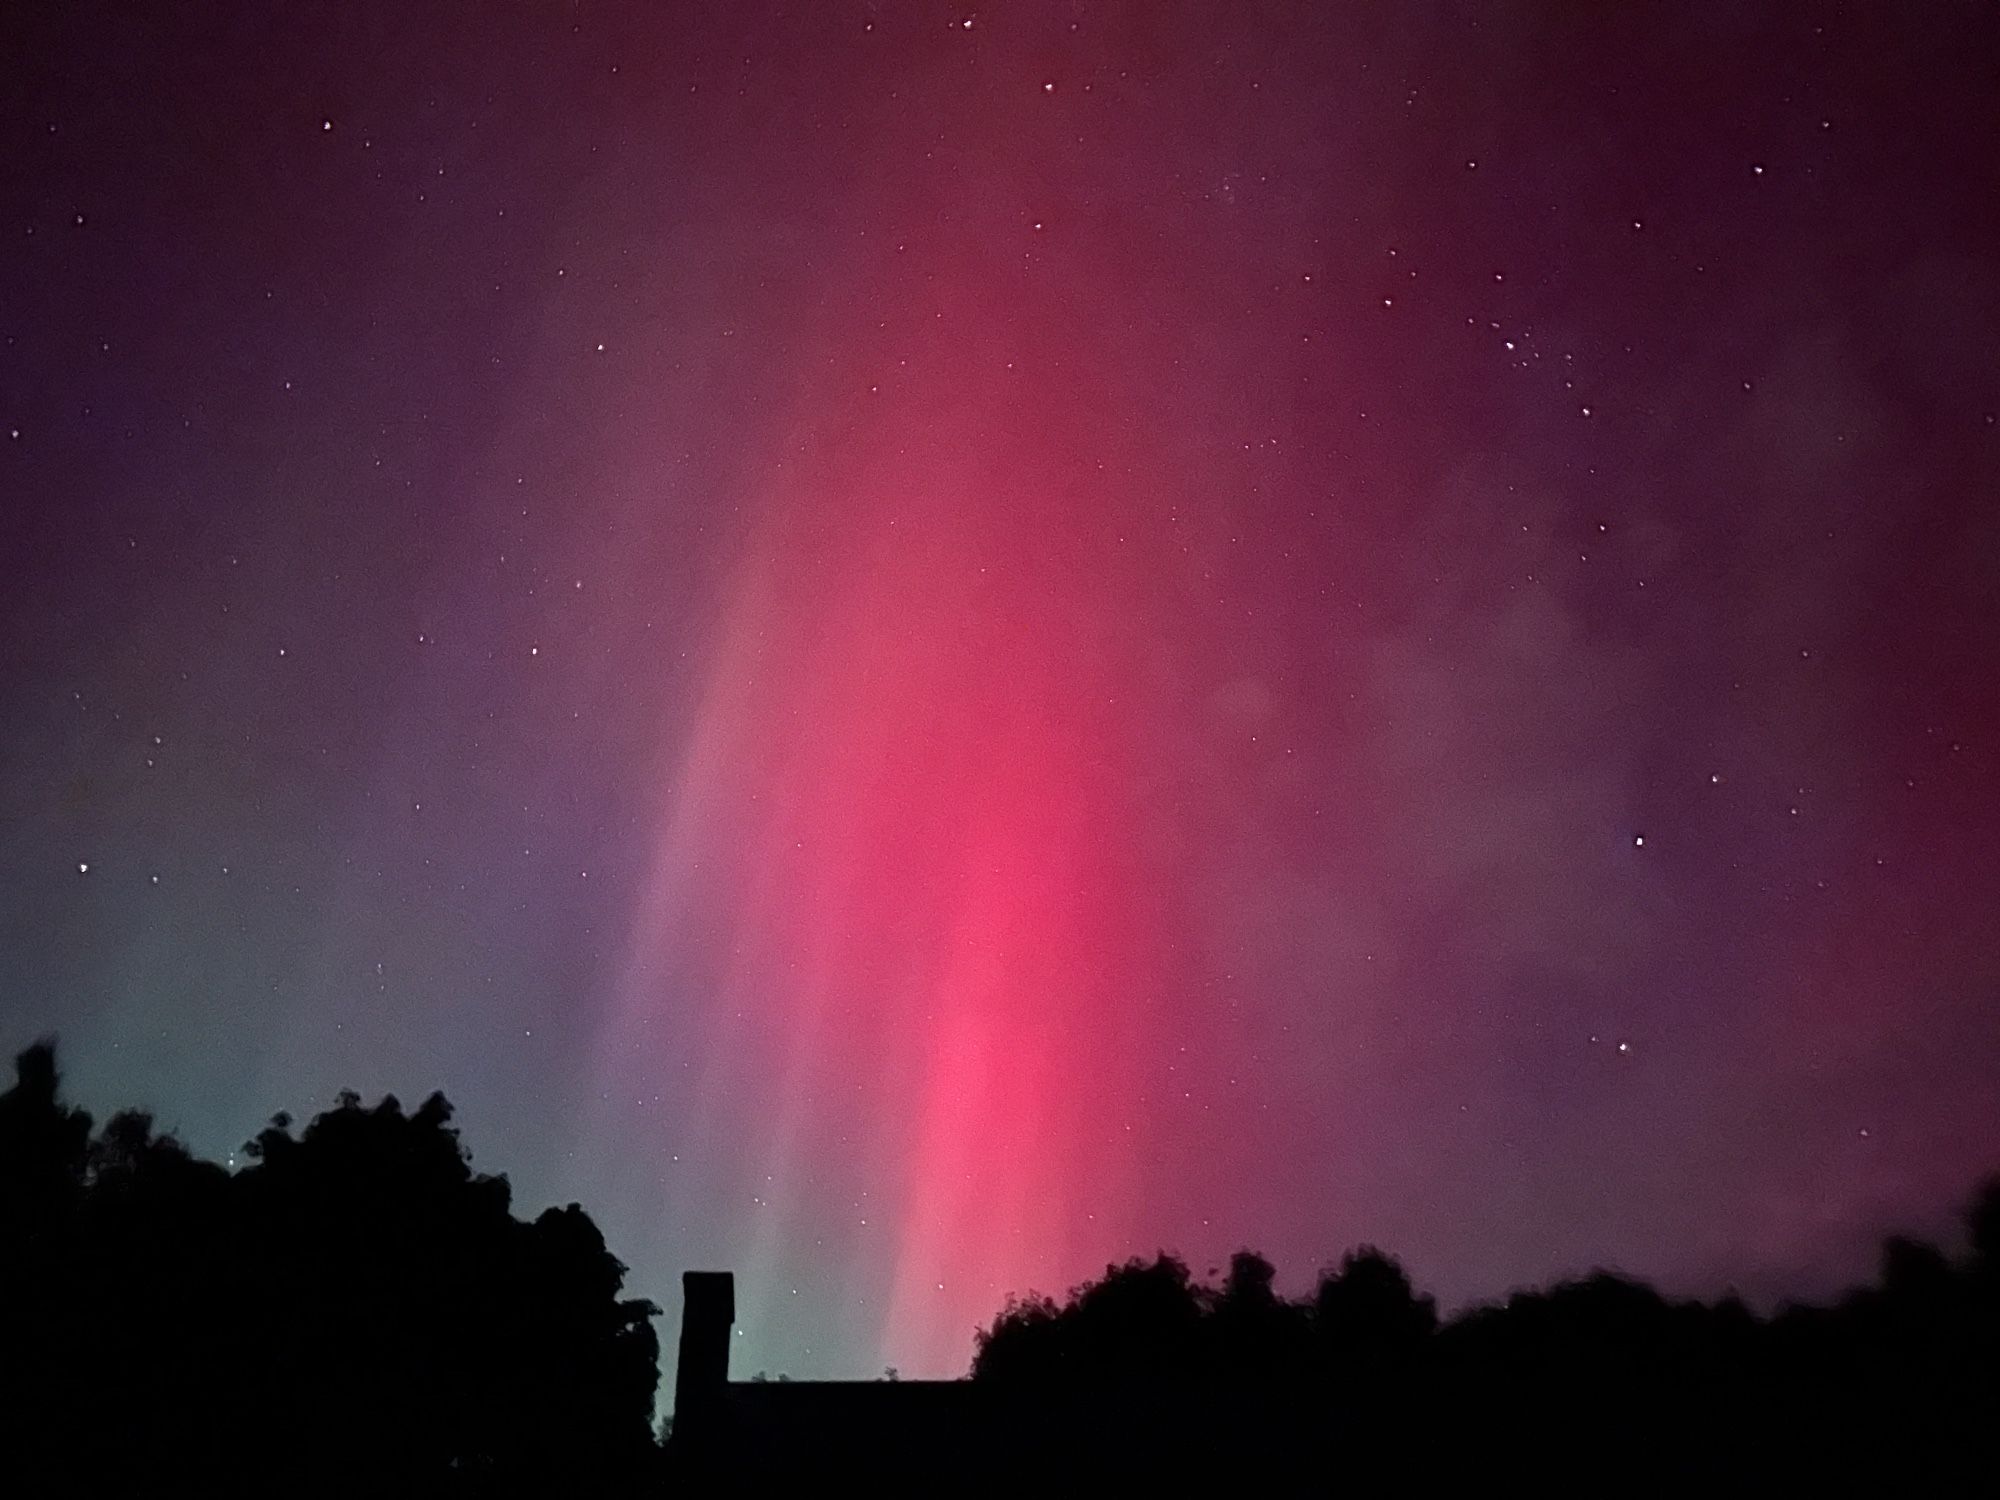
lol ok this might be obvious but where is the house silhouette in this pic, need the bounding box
[668,1270,997,1482]
[665,1270,1279,1485]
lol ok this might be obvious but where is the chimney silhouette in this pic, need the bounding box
[676,1271,735,1441]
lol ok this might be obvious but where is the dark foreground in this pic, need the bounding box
[5,1042,1994,1493]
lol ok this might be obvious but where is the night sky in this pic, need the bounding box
[5,3,1999,1384]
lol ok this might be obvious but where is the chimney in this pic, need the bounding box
[675,1270,735,1441]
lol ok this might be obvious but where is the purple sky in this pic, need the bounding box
[4,3,1998,1381]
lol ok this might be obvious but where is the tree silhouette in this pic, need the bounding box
[1312,1245,1435,1367]
[9,1034,2000,1488]
[1214,1249,1310,1384]
[0,1038,90,1209]
[972,1178,2000,1486]
[0,1041,662,1495]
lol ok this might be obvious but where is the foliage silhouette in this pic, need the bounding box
[9,1035,1999,1488]
[973,1182,2000,1486]
[0,1041,661,1496]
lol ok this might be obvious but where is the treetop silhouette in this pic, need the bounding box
[0,1040,662,1495]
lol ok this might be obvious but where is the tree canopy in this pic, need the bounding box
[972,1188,2000,1487]
[0,1040,661,1495]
